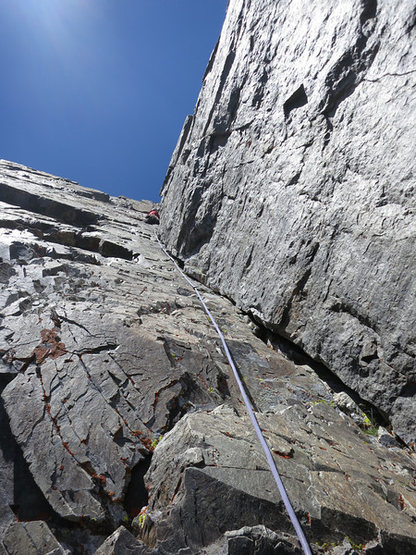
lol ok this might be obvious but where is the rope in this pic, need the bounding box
[154,231,312,555]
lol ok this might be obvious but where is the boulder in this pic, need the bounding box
[141,405,416,553]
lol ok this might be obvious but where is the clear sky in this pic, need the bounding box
[0,0,227,201]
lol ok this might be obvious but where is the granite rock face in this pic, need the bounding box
[1,159,416,552]
[159,0,416,446]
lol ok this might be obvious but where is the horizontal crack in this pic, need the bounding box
[74,344,119,356]
[363,69,416,82]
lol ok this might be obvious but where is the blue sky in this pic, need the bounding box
[0,0,227,201]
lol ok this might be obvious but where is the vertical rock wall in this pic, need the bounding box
[160,0,416,445]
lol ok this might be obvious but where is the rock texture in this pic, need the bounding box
[1,159,416,553]
[159,0,416,446]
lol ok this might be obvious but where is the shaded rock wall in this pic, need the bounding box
[159,0,416,446]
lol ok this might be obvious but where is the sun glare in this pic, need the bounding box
[15,0,97,52]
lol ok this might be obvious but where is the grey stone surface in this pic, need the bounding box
[2,521,68,555]
[142,405,416,554]
[1,158,415,554]
[0,160,241,550]
[159,0,416,446]
[200,525,302,554]
[94,526,148,554]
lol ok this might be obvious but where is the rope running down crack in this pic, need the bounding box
[154,230,312,555]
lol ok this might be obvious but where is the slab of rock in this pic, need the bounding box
[2,521,68,555]
[94,526,147,554]
[159,0,416,446]
[0,160,237,549]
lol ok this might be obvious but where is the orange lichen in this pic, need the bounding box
[272,449,292,459]
[198,375,209,389]
[62,442,75,456]
[92,473,107,486]
[33,328,67,364]
[140,436,154,451]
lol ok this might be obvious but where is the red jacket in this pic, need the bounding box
[148,209,160,218]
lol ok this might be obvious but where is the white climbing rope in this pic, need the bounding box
[154,231,312,555]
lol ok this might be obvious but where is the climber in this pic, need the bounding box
[145,208,160,225]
